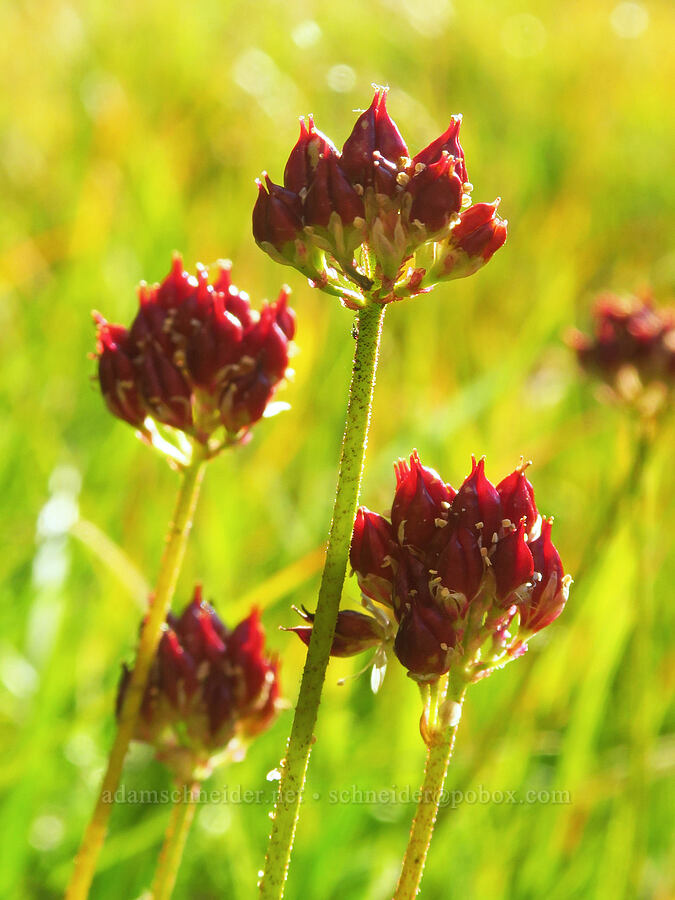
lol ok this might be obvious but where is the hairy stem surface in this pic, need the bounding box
[394,679,467,900]
[259,302,385,899]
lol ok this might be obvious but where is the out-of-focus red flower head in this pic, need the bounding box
[117,586,281,779]
[568,292,675,413]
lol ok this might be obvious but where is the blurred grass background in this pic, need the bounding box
[1,0,674,897]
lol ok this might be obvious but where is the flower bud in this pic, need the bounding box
[252,175,328,283]
[253,174,303,250]
[271,285,296,340]
[425,201,507,284]
[136,342,193,431]
[157,628,198,706]
[173,263,222,342]
[129,291,173,359]
[212,261,254,328]
[405,153,463,237]
[371,152,401,199]
[436,526,484,603]
[350,508,397,606]
[340,87,408,190]
[228,608,273,705]
[491,522,534,604]
[394,599,456,681]
[218,302,292,435]
[451,456,502,546]
[303,154,366,267]
[118,587,280,778]
[94,314,147,428]
[284,115,338,195]
[413,115,467,185]
[392,451,455,547]
[183,295,243,391]
[131,254,207,353]
[451,201,507,259]
[496,465,538,534]
[522,519,569,632]
[304,155,365,228]
[287,607,385,657]
[217,375,264,435]
[241,659,281,739]
[176,585,227,662]
[155,252,200,314]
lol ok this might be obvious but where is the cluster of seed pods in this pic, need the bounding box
[253,88,506,304]
[292,453,570,684]
[95,255,295,446]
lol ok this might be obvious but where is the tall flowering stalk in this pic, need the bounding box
[566,291,675,580]
[253,87,507,897]
[568,291,674,891]
[67,258,294,898]
[116,587,281,899]
[411,291,675,829]
[292,452,570,897]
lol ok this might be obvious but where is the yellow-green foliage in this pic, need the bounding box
[0,0,673,897]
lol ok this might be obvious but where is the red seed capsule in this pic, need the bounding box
[413,115,468,185]
[522,519,568,632]
[491,522,535,604]
[451,456,502,546]
[340,87,408,189]
[496,465,538,534]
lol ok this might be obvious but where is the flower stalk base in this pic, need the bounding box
[394,676,467,900]
[151,781,201,900]
[259,301,385,899]
[66,451,206,899]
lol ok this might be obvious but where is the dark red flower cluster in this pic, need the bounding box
[568,293,675,405]
[253,88,506,305]
[291,453,569,684]
[118,587,280,778]
[94,255,295,448]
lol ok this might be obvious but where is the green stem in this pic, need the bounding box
[626,420,658,897]
[259,302,386,899]
[573,418,652,585]
[151,781,201,900]
[394,680,467,900]
[66,451,206,899]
